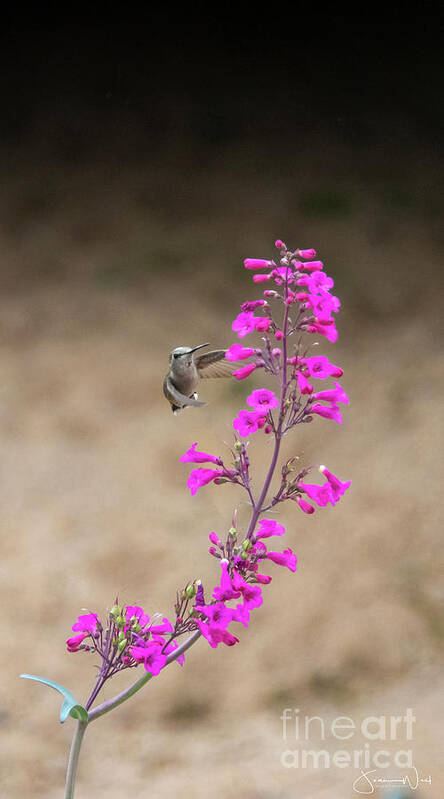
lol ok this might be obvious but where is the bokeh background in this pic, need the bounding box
[1,16,443,799]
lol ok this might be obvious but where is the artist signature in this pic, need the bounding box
[353,766,432,794]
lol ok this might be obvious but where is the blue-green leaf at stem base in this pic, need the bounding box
[19,674,88,723]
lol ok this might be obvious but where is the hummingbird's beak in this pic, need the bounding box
[189,342,210,353]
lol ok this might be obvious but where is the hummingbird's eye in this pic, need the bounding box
[173,353,180,359]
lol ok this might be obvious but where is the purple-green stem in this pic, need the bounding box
[64,272,291,798]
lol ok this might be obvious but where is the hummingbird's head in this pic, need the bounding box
[169,343,209,367]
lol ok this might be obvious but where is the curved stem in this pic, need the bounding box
[65,720,88,799]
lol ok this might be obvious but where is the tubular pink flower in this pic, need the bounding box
[180,442,222,465]
[297,498,315,514]
[233,363,257,380]
[72,613,100,636]
[225,344,256,361]
[196,620,239,648]
[129,642,167,676]
[232,572,263,609]
[213,560,241,602]
[232,603,250,627]
[298,481,333,507]
[254,573,272,584]
[254,317,272,332]
[244,258,273,270]
[300,355,343,379]
[232,311,258,338]
[253,273,272,283]
[246,388,279,412]
[266,548,298,572]
[300,260,324,272]
[66,632,87,652]
[306,321,338,343]
[298,248,316,259]
[275,239,285,249]
[241,300,266,311]
[310,403,343,424]
[273,266,294,282]
[195,602,234,628]
[255,518,285,539]
[187,468,225,496]
[150,617,174,635]
[296,371,313,395]
[319,465,351,502]
[313,382,349,405]
[233,410,267,436]
[298,272,334,292]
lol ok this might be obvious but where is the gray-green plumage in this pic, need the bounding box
[163,343,236,413]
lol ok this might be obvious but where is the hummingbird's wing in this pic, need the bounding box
[163,375,206,408]
[196,349,243,378]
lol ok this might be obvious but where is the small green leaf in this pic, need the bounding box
[20,674,88,723]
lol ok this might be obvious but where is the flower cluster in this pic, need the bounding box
[67,238,350,687]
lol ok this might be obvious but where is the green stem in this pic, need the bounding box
[65,719,88,799]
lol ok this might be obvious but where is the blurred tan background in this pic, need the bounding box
[0,18,443,799]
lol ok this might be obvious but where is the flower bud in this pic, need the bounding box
[244,258,273,270]
[110,605,121,617]
[298,248,316,259]
[275,239,286,249]
[264,425,272,434]
[228,526,237,536]
[118,638,127,652]
[115,615,125,628]
[242,539,252,551]
[233,440,243,453]
[275,330,283,340]
[253,273,272,283]
[186,583,197,599]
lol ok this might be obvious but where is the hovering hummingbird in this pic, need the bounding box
[163,343,235,414]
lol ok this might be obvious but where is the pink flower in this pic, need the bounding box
[195,602,234,628]
[275,239,286,249]
[213,560,242,602]
[298,481,332,507]
[129,641,167,675]
[310,403,343,424]
[296,498,315,514]
[300,355,343,379]
[298,248,316,259]
[319,465,351,503]
[313,382,349,405]
[232,572,263,609]
[232,311,257,338]
[253,273,272,283]
[241,300,267,312]
[246,388,279,412]
[306,321,338,343]
[187,468,225,495]
[266,548,297,572]
[275,329,283,340]
[197,620,239,648]
[254,518,285,539]
[244,258,273,270]
[300,260,324,272]
[72,613,100,636]
[233,410,267,436]
[180,442,222,465]
[66,632,87,652]
[150,617,174,635]
[225,344,256,361]
[233,363,257,380]
[231,602,250,627]
[296,371,313,395]
[254,573,272,584]
[254,317,272,332]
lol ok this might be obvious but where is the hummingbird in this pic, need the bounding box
[163,343,235,414]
